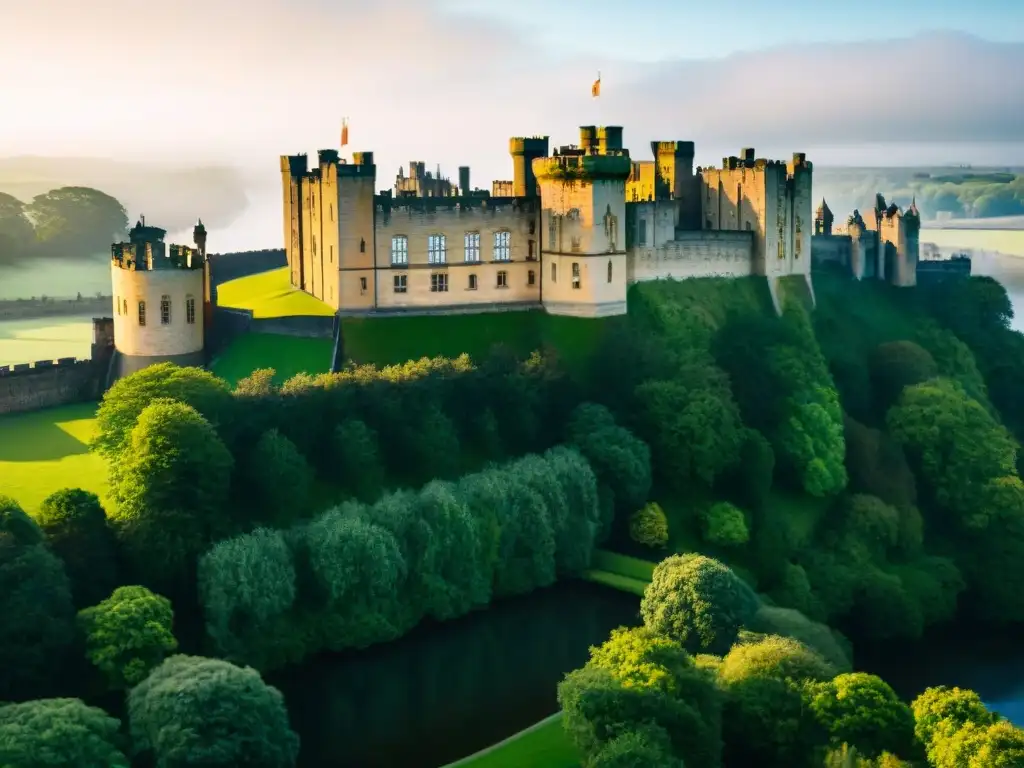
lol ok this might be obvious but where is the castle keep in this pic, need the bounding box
[280,126,817,317]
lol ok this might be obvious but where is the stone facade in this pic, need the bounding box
[281,126,815,318]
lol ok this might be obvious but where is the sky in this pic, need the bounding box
[1,0,1023,189]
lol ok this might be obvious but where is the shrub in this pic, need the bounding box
[35,489,119,609]
[242,429,314,524]
[128,655,299,768]
[810,672,916,758]
[702,502,749,546]
[630,502,669,549]
[78,586,178,690]
[640,554,759,655]
[0,698,129,767]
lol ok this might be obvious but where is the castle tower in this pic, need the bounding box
[335,151,377,310]
[281,154,308,289]
[814,198,834,236]
[110,220,206,378]
[193,218,213,342]
[509,136,550,197]
[651,140,698,227]
[847,210,870,280]
[534,128,631,317]
[458,166,470,195]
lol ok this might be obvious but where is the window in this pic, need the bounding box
[312,235,317,254]
[186,296,196,324]
[329,203,334,221]
[122,299,127,316]
[138,300,147,326]
[329,245,334,264]
[607,261,613,283]
[529,218,536,235]
[431,273,448,292]
[551,262,557,283]
[464,232,481,262]
[428,234,447,264]
[360,238,366,253]
[548,219,557,249]
[393,274,407,293]
[391,235,408,265]
[160,294,171,325]
[360,277,368,294]
[572,262,581,290]
[570,237,581,253]
[638,219,647,246]
[497,270,508,288]
[528,270,536,286]
[468,273,478,290]
[493,231,511,261]
[528,239,536,260]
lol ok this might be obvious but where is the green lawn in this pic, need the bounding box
[210,333,334,385]
[581,550,655,597]
[216,267,335,319]
[444,713,579,768]
[0,402,108,515]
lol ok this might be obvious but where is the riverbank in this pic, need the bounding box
[0,296,110,322]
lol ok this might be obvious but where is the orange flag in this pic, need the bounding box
[340,118,349,147]
[591,73,601,98]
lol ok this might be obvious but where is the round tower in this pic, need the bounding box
[110,219,207,378]
[509,136,550,197]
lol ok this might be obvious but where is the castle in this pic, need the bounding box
[109,218,212,376]
[280,126,818,316]
[811,194,922,286]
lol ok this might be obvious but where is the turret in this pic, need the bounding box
[509,136,550,197]
[814,199,834,236]
[192,218,207,257]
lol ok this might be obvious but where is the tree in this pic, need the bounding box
[640,554,759,655]
[634,378,745,488]
[0,698,129,767]
[234,368,278,397]
[26,186,128,258]
[93,363,234,459]
[717,635,837,767]
[78,585,178,690]
[35,488,119,608]
[701,501,749,547]
[127,654,299,768]
[0,191,35,263]
[587,725,685,768]
[242,428,314,524]
[869,341,938,414]
[809,673,916,758]
[198,528,299,669]
[911,686,995,749]
[558,665,722,768]
[331,418,385,502]
[630,502,669,549]
[108,400,234,585]
[746,605,852,673]
[888,377,1017,528]
[0,495,76,701]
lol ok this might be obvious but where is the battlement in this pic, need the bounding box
[112,241,204,270]
[509,136,550,156]
[652,141,695,157]
[701,150,812,176]
[533,153,633,182]
[374,194,533,218]
[0,357,91,378]
[281,154,309,176]
[318,149,340,165]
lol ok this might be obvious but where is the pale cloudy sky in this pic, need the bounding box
[1,0,1022,187]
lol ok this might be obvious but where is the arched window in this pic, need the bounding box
[607,260,613,283]
[138,300,146,326]
[160,295,171,325]
[185,295,196,325]
[122,298,128,316]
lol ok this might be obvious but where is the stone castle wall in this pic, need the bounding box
[628,231,755,282]
[0,358,105,416]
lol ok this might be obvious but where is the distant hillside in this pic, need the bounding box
[814,166,1024,223]
[0,157,250,232]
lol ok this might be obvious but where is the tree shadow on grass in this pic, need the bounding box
[0,408,94,462]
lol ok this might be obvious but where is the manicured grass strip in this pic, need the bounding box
[216,267,335,319]
[210,333,334,385]
[590,550,656,581]
[341,311,543,367]
[0,402,108,515]
[582,569,648,596]
[442,713,579,768]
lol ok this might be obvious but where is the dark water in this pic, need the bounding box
[270,580,640,768]
[858,628,1024,725]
